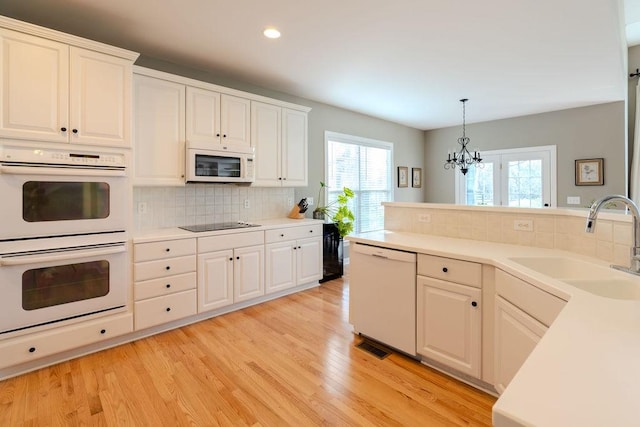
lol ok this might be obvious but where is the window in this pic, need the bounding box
[325,131,393,233]
[455,145,557,207]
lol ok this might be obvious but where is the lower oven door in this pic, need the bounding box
[0,242,128,335]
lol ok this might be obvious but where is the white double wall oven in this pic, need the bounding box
[0,143,129,336]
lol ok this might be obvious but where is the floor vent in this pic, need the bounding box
[356,340,392,359]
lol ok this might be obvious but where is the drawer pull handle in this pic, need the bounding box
[166,307,171,312]
[442,267,448,273]
[166,284,171,288]
[471,301,478,307]
[166,266,171,270]
[100,329,106,334]
[29,347,36,353]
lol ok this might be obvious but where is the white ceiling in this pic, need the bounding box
[0,0,635,130]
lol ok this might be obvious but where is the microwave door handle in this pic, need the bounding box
[0,246,126,266]
[0,165,126,177]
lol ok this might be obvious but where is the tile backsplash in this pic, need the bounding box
[384,203,634,267]
[133,184,295,231]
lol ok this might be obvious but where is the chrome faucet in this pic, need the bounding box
[585,194,640,275]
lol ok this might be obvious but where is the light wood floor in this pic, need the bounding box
[0,276,496,426]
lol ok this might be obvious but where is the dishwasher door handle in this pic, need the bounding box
[371,253,389,259]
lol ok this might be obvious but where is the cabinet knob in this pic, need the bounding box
[72,129,78,134]
[442,267,448,273]
[60,127,67,132]
[166,307,171,312]
[229,257,233,261]
[165,266,171,270]
[165,248,170,252]
[166,284,171,288]
[471,301,478,307]
[280,234,284,237]
[236,256,240,260]
[309,230,313,233]
[100,329,106,334]
[293,246,297,250]
[278,177,282,180]
[29,347,36,353]
[223,134,227,138]
[216,133,220,137]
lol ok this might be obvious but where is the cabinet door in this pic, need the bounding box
[251,101,282,186]
[265,241,296,294]
[282,108,308,187]
[186,86,220,146]
[133,74,186,185]
[296,237,322,284]
[69,47,131,146]
[417,276,482,378]
[198,250,234,312]
[0,28,69,142]
[234,245,265,302]
[494,296,546,394]
[220,94,250,147]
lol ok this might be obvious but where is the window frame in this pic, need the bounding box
[324,131,394,234]
[454,145,557,207]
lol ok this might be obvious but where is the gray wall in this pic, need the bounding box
[630,45,640,189]
[135,57,425,209]
[423,102,626,207]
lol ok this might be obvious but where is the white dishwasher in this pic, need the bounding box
[350,242,417,356]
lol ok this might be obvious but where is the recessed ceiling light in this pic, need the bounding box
[263,27,281,39]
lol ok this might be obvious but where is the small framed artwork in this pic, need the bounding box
[412,168,422,188]
[575,158,604,186]
[398,166,408,188]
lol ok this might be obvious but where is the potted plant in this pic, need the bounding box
[312,182,355,238]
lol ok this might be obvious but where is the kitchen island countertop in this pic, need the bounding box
[347,230,640,427]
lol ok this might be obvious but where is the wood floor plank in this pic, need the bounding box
[0,276,496,426]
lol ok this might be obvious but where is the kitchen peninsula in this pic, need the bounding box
[347,202,640,427]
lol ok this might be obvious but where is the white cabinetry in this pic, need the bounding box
[252,101,308,187]
[133,238,197,330]
[265,224,322,293]
[416,254,482,378]
[186,86,250,149]
[493,269,566,394]
[133,72,186,185]
[197,231,264,312]
[0,23,137,146]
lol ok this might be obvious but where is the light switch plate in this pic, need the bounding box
[567,196,581,205]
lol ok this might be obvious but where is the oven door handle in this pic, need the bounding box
[0,246,126,266]
[0,165,126,177]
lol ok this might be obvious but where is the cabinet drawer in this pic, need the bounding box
[134,272,196,301]
[134,238,196,262]
[134,289,197,330]
[418,254,482,288]
[0,313,133,370]
[198,231,264,253]
[265,224,322,243]
[495,269,566,327]
[134,255,196,282]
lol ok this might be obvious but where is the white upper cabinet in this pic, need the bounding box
[133,73,186,186]
[252,101,309,187]
[186,87,250,149]
[0,20,138,147]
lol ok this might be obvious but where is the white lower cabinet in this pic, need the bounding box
[133,238,197,330]
[265,225,322,294]
[417,276,482,377]
[197,231,265,312]
[0,313,133,370]
[494,296,547,394]
[493,269,567,394]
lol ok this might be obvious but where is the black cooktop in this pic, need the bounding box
[179,222,261,232]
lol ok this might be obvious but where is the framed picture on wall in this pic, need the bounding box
[575,158,604,186]
[398,166,408,187]
[412,168,422,188]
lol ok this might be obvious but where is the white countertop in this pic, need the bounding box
[133,218,323,243]
[347,230,640,427]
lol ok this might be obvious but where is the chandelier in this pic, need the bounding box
[444,98,481,175]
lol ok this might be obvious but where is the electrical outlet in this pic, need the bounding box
[418,213,431,223]
[513,219,533,232]
[307,197,314,206]
[137,202,148,214]
[244,199,250,209]
[567,196,581,205]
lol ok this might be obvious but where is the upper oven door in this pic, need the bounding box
[0,165,127,241]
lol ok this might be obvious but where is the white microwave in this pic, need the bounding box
[186,144,255,183]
